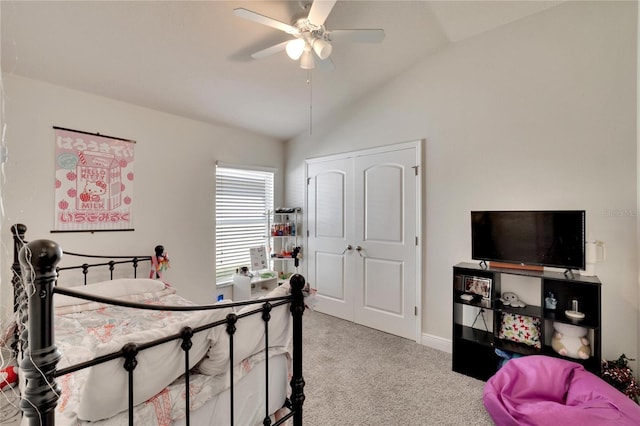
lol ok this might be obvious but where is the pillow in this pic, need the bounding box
[498,313,541,349]
[197,282,291,376]
[54,278,166,308]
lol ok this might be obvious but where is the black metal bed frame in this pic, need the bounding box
[10,224,305,426]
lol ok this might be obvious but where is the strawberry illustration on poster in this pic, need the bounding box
[54,127,135,231]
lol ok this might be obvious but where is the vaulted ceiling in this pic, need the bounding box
[1,1,562,140]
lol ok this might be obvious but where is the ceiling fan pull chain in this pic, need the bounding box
[308,70,313,135]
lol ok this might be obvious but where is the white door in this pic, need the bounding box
[306,142,421,340]
[306,157,355,321]
[353,148,418,339]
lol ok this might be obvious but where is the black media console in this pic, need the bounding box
[452,262,601,381]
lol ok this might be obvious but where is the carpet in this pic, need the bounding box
[302,311,494,425]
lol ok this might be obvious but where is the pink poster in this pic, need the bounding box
[54,127,135,231]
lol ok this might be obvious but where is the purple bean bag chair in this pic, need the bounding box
[483,355,640,425]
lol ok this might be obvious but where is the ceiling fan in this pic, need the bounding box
[234,0,385,70]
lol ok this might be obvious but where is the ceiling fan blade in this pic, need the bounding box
[328,29,385,43]
[307,0,337,27]
[234,8,300,36]
[250,41,289,59]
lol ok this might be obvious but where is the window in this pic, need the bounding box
[215,165,274,285]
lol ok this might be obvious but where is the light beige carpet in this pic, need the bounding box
[302,311,494,425]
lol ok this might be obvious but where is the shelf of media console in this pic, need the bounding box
[455,292,541,317]
[457,321,600,369]
[456,323,573,359]
[455,293,599,329]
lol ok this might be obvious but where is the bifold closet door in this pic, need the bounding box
[307,143,420,340]
[307,157,355,321]
[352,148,417,340]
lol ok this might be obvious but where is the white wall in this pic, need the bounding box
[285,1,638,362]
[0,74,285,319]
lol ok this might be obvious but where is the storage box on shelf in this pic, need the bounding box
[452,262,601,381]
[267,207,302,281]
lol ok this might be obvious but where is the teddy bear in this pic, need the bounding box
[500,291,526,308]
[551,321,591,360]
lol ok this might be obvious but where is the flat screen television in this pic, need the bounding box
[471,210,585,270]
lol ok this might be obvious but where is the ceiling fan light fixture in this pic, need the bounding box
[312,38,332,60]
[300,50,315,69]
[236,1,385,71]
[286,38,306,60]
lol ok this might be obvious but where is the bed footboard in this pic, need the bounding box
[15,236,306,426]
[289,274,305,425]
[18,239,63,426]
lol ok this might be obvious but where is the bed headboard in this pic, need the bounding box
[10,224,154,357]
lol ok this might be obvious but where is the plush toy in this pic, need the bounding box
[149,245,170,279]
[551,321,591,360]
[0,365,18,390]
[500,291,526,308]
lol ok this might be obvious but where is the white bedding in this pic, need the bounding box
[198,282,292,375]
[23,278,293,425]
[55,349,290,426]
[175,353,290,426]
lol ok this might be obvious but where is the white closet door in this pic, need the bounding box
[307,158,355,321]
[306,142,421,341]
[352,147,418,340]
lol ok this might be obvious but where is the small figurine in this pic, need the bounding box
[150,245,170,279]
[545,291,558,310]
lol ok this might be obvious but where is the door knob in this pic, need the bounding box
[342,244,353,254]
[356,245,364,257]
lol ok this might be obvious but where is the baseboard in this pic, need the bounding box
[421,332,451,353]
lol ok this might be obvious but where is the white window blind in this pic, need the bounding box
[215,166,274,285]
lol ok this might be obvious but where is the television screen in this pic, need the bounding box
[471,210,585,270]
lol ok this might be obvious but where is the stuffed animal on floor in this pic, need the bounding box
[0,365,18,390]
[551,322,591,359]
[500,291,526,308]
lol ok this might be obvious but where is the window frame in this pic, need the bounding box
[215,163,275,286]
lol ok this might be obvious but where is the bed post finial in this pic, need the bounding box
[11,223,27,238]
[19,239,63,426]
[289,273,305,426]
